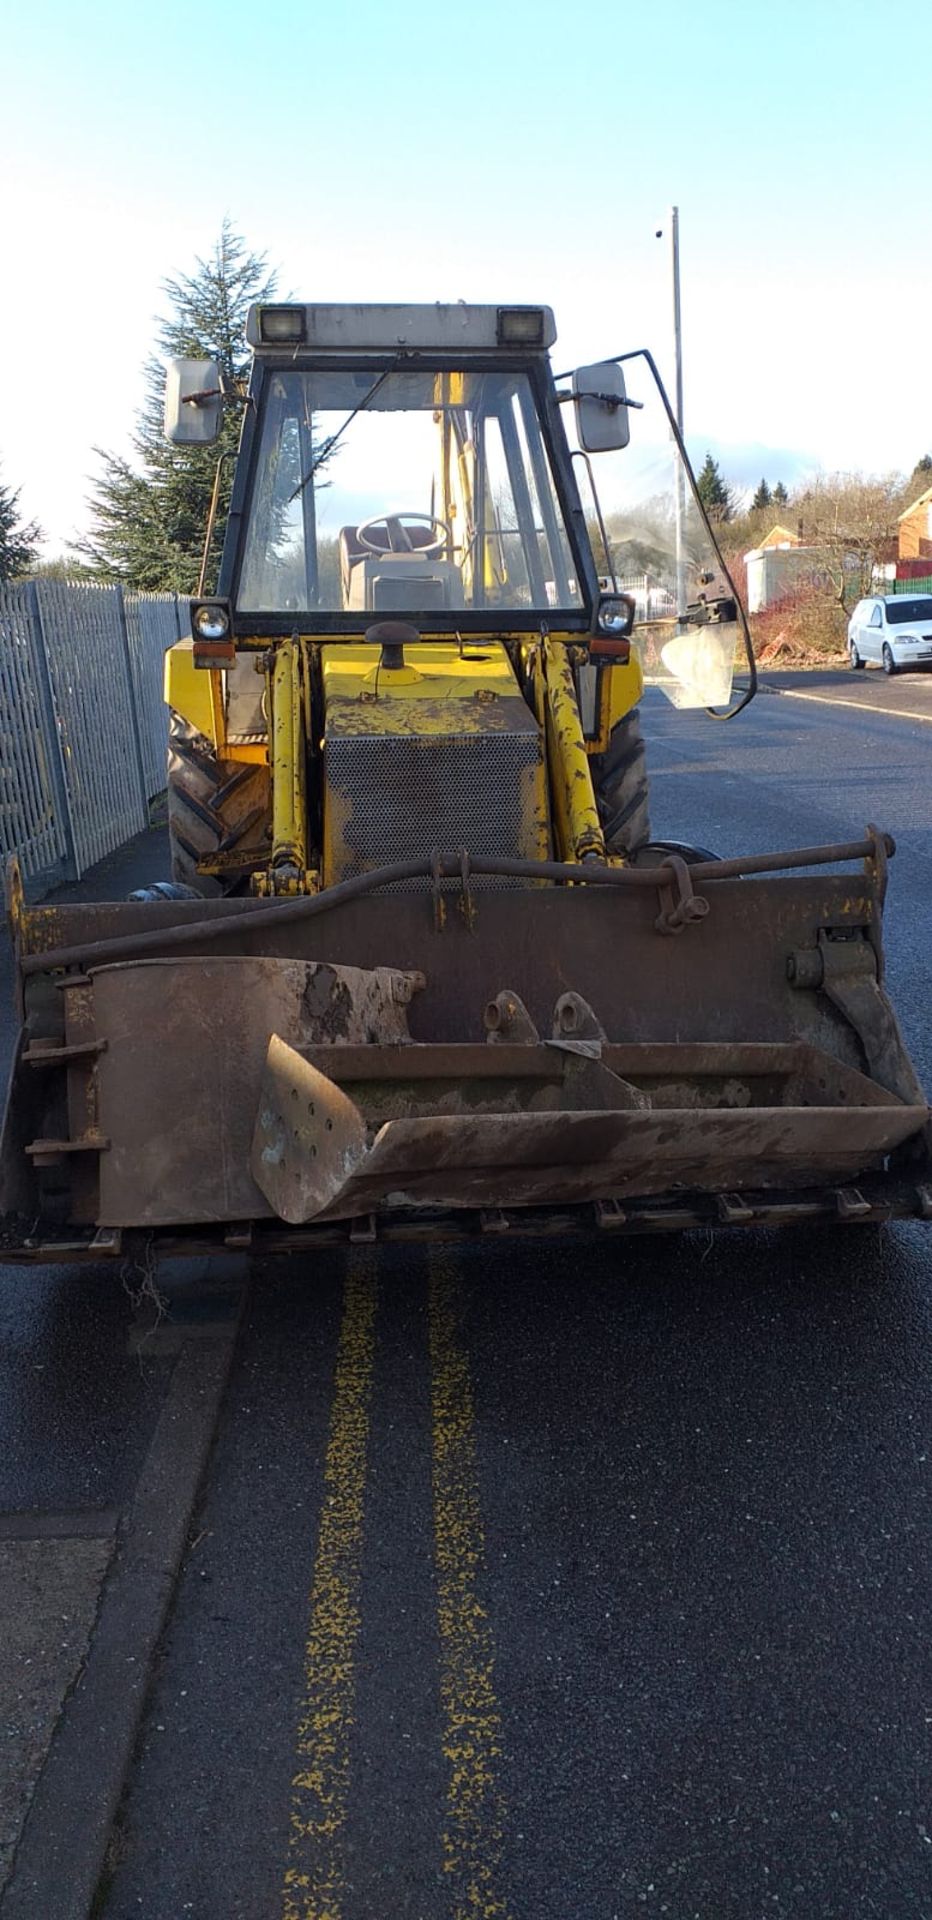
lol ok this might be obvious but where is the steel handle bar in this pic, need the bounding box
[18,834,893,977]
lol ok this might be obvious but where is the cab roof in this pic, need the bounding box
[245,302,557,354]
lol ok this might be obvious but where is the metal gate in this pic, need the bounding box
[0,580,181,893]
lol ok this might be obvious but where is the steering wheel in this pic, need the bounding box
[355,512,450,557]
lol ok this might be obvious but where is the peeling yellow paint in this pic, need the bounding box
[281,1261,378,1920]
[428,1252,512,1920]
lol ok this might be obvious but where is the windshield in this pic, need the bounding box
[886,598,932,624]
[236,367,583,619]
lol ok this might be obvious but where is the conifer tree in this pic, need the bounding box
[772,480,789,508]
[696,452,734,523]
[0,469,41,583]
[907,453,932,498]
[752,478,772,511]
[77,222,276,590]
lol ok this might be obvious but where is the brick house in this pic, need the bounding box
[897,486,932,563]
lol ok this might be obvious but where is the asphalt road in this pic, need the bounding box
[2,674,932,1919]
[764,664,932,733]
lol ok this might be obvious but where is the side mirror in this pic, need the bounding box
[572,362,630,453]
[164,358,223,446]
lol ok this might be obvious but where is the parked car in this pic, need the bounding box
[848,595,932,674]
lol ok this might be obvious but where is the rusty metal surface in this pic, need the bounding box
[86,940,926,1228]
[252,1036,369,1224]
[93,958,422,1227]
[814,935,926,1105]
[292,1041,903,1108]
[4,848,931,1250]
[9,1176,932,1262]
[15,834,893,977]
[309,1103,924,1220]
[10,877,880,1061]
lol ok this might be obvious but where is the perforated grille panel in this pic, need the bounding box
[325,730,545,884]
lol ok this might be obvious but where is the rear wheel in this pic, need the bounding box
[167,709,269,898]
[590,706,651,856]
[882,642,897,676]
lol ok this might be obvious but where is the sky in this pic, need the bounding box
[3,0,930,556]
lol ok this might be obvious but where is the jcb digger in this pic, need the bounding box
[2,301,930,1261]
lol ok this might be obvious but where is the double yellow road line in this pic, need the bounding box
[282,1262,377,1920]
[282,1251,511,1920]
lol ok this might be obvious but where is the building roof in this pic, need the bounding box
[758,524,800,549]
[897,485,932,522]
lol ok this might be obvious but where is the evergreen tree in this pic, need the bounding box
[752,478,772,511]
[31,555,92,580]
[77,221,277,591]
[907,453,932,498]
[695,451,734,523]
[0,469,41,583]
[772,480,789,508]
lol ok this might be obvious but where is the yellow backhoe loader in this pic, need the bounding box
[2,302,929,1261]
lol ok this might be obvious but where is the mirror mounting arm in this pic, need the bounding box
[555,389,644,411]
[183,386,224,409]
[572,345,758,721]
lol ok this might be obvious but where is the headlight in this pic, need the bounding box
[191,600,231,642]
[596,594,635,637]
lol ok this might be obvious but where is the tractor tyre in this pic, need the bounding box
[167,709,269,898]
[590,706,652,857]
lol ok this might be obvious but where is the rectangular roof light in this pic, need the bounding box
[496,307,546,346]
[257,306,307,344]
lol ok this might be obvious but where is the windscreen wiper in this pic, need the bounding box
[287,367,395,504]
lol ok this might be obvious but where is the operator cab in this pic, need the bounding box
[167,301,752,716]
[223,307,590,630]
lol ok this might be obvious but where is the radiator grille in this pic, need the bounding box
[325,729,545,884]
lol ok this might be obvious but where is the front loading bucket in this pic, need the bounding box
[2,837,930,1256]
[250,1027,923,1225]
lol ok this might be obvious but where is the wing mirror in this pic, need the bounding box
[572,361,631,453]
[164,358,224,446]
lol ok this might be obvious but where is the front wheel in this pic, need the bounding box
[630,840,721,867]
[849,639,865,670]
[167,709,269,897]
[590,706,651,856]
[882,642,897,676]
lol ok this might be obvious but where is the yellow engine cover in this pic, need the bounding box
[320,642,550,884]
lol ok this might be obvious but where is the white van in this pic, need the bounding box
[848,595,932,673]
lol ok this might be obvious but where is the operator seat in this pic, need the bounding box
[339,520,464,613]
[339,522,438,604]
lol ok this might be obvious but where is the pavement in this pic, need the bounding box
[762,662,932,728]
[1,674,932,1919]
[0,1533,112,1891]
[0,824,177,1905]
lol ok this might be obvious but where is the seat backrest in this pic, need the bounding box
[340,523,439,602]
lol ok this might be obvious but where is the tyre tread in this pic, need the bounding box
[167,710,269,896]
[590,706,652,855]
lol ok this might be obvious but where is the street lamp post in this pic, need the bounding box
[658,208,688,620]
[669,206,688,621]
